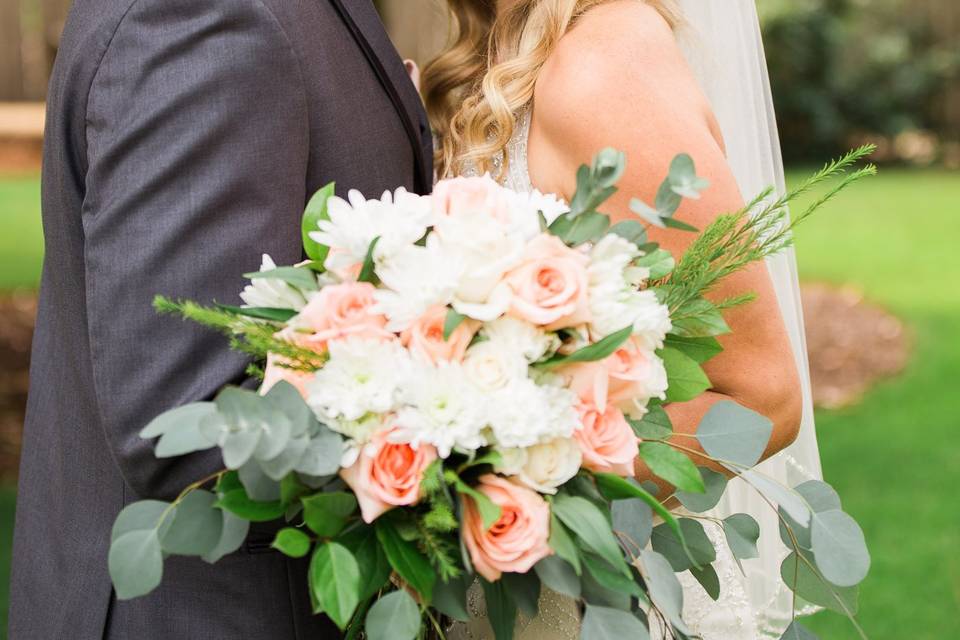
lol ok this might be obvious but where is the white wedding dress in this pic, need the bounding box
[448,2,822,638]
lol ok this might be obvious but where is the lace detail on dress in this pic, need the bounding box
[463,111,534,194]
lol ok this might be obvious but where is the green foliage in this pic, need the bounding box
[302,182,336,262]
[638,442,705,493]
[375,520,436,603]
[364,590,421,640]
[695,400,774,468]
[310,541,361,629]
[536,325,633,370]
[272,527,312,558]
[302,491,357,538]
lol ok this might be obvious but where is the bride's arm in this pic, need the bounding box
[528,1,802,485]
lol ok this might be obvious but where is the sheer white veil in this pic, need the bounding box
[675,1,824,635]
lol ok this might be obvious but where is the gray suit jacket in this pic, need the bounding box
[9,0,432,637]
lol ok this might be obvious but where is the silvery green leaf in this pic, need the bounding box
[593,147,626,187]
[109,529,163,600]
[634,248,675,280]
[221,427,261,470]
[581,605,650,640]
[779,480,842,550]
[583,553,643,597]
[140,402,217,439]
[365,589,421,640]
[111,500,169,543]
[696,400,773,468]
[780,551,859,615]
[667,154,710,200]
[503,570,541,618]
[629,198,666,228]
[651,518,715,572]
[212,388,268,468]
[155,421,217,458]
[535,555,581,599]
[252,409,292,462]
[432,574,471,622]
[552,494,629,576]
[780,620,819,640]
[608,220,647,245]
[654,178,682,217]
[722,514,760,560]
[689,562,720,600]
[295,425,344,477]
[611,498,654,550]
[265,380,315,437]
[580,566,631,610]
[638,442,704,494]
[628,404,672,440]
[159,489,222,556]
[676,468,727,513]
[739,469,810,526]
[810,509,870,587]
[202,509,250,563]
[238,460,282,502]
[259,433,310,481]
[637,550,685,631]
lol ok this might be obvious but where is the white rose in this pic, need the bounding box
[462,340,528,392]
[496,437,582,494]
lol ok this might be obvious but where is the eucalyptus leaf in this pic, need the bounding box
[810,509,870,587]
[159,489,223,556]
[628,404,672,440]
[201,509,250,563]
[655,177,683,217]
[723,514,761,561]
[738,469,811,527]
[535,555,581,598]
[548,514,582,575]
[365,589,421,640]
[662,217,699,232]
[608,220,647,245]
[779,480,843,550]
[302,182,335,263]
[690,563,721,601]
[310,542,361,629]
[111,500,170,543]
[651,518,715,572]
[592,474,685,550]
[552,494,629,576]
[583,553,643,597]
[780,551,859,615]
[433,574,472,622]
[634,248,675,280]
[108,529,164,600]
[296,425,344,477]
[581,604,650,640]
[611,498,654,550]
[638,442,705,494]
[272,527,312,558]
[238,460,282,502]
[140,402,217,439]
[659,347,711,403]
[637,550,685,629]
[676,468,727,513]
[580,566,631,611]
[780,621,819,640]
[302,491,357,538]
[696,400,773,468]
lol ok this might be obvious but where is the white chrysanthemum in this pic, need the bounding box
[392,361,488,458]
[496,437,582,494]
[462,340,529,393]
[506,189,570,234]
[336,413,390,467]
[372,237,463,331]
[588,234,672,348]
[239,255,310,310]
[481,316,559,364]
[306,338,409,425]
[488,378,580,449]
[309,188,431,274]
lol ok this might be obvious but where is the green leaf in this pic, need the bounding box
[696,400,773,468]
[582,553,642,597]
[310,542,361,629]
[593,473,685,548]
[302,182,335,262]
[534,555,581,598]
[651,518,715,571]
[140,402,217,439]
[443,308,467,340]
[548,513,582,575]
[580,567,631,610]
[109,529,164,600]
[217,489,285,522]
[551,211,611,246]
[780,480,843,550]
[111,500,170,543]
[780,551,859,615]
[810,509,870,587]
[552,494,628,576]
[690,563,721,600]
[627,404,672,440]
[433,574,472,622]
[662,216,699,232]
[629,198,666,228]
[243,266,319,292]
[637,550,685,630]
[238,461,282,501]
[375,520,436,603]
[364,589,421,640]
[634,248,675,280]
[723,513,761,560]
[272,527,312,558]
[215,304,298,323]
[201,509,250,563]
[675,467,727,513]
[638,441,705,494]
[453,478,502,530]
[503,570,541,618]
[581,605,650,640]
[339,526,392,601]
[159,489,223,556]
[669,298,730,338]
[302,491,358,538]
[739,468,811,527]
[538,325,633,370]
[659,347,711,402]
[655,174,683,217]
[280,473,310,506]
[610,498,653,550]
[780,620,819,640]
[607,220,647,246]
[481,578,518,640]
[357,236,381,284]
[662,335,723,364]
[667,153,710,200]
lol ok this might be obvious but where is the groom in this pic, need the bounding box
[9,0,431,638]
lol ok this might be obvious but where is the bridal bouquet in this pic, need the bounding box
[108,148,874,639]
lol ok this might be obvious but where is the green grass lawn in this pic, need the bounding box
[0,169,957,638]
[0,176,44,290]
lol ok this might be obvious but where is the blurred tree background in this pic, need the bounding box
[0,1,957,638]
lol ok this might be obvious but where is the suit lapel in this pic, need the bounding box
[329,0,433,193]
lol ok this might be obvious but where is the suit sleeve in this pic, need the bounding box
[81,0,310,499]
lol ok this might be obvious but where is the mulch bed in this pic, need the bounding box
[0,284,912,481]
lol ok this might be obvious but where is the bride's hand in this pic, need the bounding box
[527,1,803,488]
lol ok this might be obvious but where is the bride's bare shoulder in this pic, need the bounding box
[534,1,720,154]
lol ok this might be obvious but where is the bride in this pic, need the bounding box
[420,0,824,638]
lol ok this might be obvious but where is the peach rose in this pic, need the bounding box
[297,282,393,350]
[461,474,553,582]
[504,234,591,330]
[432,175,511,223]
[401,305,477,365]
[565,337,668,417]
[573,401,639,476]
[340,428,438,523]
[260,352,316,398]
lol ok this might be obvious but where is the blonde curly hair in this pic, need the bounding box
[421,0,679,180]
